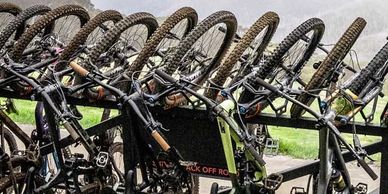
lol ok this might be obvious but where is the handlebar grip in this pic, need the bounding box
[63,121,80,140]
[358,158,378,180]
[69,61,89,77]
[253,77,278,93]
[155,69,177,84]
[151,131,171,151]
[246,144,266,166]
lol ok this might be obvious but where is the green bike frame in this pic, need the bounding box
[216,99,267,192]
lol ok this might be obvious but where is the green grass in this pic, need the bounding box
[269,126,319,159]
[7,99,117,128]
[269,126,381,162]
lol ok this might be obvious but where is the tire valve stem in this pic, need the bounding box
[331,169,346,192]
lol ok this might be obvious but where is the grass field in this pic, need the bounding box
[6,99,118,128]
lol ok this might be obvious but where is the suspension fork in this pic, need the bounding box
[36,98,71,192]
[216,112,239,187]
[218,100,266,187]
[317,125,352,194]
[42,99,65,168]
[46,87,99,157]
[331,132,352,193]
[317,124,333,194]
[121,99,169,192]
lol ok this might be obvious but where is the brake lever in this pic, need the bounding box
[242,79,271,96]
[153,73,174,87]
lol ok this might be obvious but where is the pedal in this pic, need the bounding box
[290,187,307,194]
[96,152,109,168]
[26,144,40,163]
[354,183,368,194]
[264,138,279,156]
[263,173,283,190]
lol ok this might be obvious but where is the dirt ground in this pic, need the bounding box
[198,155,380,193]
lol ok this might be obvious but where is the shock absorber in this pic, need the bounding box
[331,169,346,192]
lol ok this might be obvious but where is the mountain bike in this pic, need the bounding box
[153,68,378,194]
[150,10,237,109]
[204,11,280,100]
[0,60,120,193]
[0,9,124,184]
[154,69,283,194]
[321,40,388,126]
[290,17,367,118]
[247,75,378,194]
[235,17,325,118]
[0,5,53,158]
[69,61,197,193]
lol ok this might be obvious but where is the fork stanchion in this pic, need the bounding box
[121,105,140,178]
[380,133,388,194]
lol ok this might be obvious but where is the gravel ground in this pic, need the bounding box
[13,124,381,193]
[199,155,380,193]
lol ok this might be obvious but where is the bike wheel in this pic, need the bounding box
[87,12,158,68]
[0,5,52,51]
[160,11,237,107]
[0,3,21,16]
[56,10,123,72]
[239,18,325,105]
[205,11,279,100]
[0,3,21,32]
[9,4,90,62]
[109,142,124,182]
[75,12,157,97]
[346,42,388,95]
[0,127,18,154]
[163,10,237,82]
[126,7,198,78]
[290,17,366,118]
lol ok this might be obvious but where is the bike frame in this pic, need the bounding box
[217,99,267,190]
[68,61,196,193]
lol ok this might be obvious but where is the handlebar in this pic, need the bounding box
[154,69,266,166]
[69,61,89,77]
[154,69,216,109]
